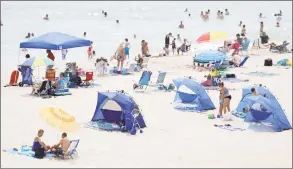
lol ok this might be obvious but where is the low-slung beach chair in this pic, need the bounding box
[133,71,152,91]
[81,72,94,87]
[239,56,249,67]
[58,139,80,159]
[270,42,290,53]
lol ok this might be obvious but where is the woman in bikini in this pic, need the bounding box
[115,43,125,70]
[219,82,231,117]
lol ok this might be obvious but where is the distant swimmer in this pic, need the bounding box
[207,9,210,14]
[200,11,204,18]
[83,32,87,37]
[104,12,107,17]
[43,14,49,20]
[184,8,188,12]
[225,9,229,15]
[219,12,224,19]
[116,20,119,24]
[134,34,136,38]
[179,21,184,29]
[102,10,104,14]
[239,21,242,27]
[217,10,221,19]
[31,33,34,37]
[276,22,280,28]
[25,33,31,39]
[203,12,209,21]
[188,13,191,17]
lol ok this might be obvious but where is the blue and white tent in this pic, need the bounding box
[234,85,291,132]
[172,78,216,112]
[91,91,146,133]
[20,32,91,50]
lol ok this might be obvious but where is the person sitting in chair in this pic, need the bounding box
[269,41,288,51]
[50,132,70,157]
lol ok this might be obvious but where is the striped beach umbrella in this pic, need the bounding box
[22,56,54,67]
[196,32,228,44]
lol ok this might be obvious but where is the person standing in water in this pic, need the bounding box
[43,14,49,20]
[184,8,188,12]
[165,33,172,49]
[260,22,264,36]
[83,32,87,37]
[124,38,130,59]
[87,41,93,60]
[238,21,242,27]
[114,43,125,70]
[225,9,229,15]
[179,21,184,28]
[241,25,246,35]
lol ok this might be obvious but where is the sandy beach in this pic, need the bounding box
[1,1,292,168]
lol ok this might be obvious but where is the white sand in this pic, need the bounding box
[1,48,292,168]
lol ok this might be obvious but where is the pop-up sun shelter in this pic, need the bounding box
[173,78,216,112]
[234,85,291,132]
[91,91,146,135]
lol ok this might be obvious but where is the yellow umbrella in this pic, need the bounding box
[40,107,79,133]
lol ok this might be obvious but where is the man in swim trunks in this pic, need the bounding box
[165,33,172,49]
[51,132,70,157]
[124,38,130,59]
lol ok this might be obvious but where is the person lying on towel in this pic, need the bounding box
[201,74,213,87]
[50,132,70,157]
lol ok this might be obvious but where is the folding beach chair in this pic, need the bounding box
[270,43,290,53]
[238,56,249,67]
[81,72,94,87]
[240,40,251,54]
[55,139,80,159]
[133,71,152,91]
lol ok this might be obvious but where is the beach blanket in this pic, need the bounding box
[3,145,56,158]
[109,67,134,76]
[85,121,122,131]
[241,71,279,77]
[173,102,205,112]
[232,110,247,119]
[214,124,246,131]
[221,78,249,83]
[203,86,236,91]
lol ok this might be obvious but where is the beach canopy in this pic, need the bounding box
[196,32,228,44]
[19,32,91,50]
[194,50,230,63]
[40,107,79,133]
[91,91,146,131]
[172,78,215,112]
[235,85,291,132]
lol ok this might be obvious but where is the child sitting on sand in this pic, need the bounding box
[201,74,213,87]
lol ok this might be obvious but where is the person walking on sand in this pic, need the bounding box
[241,25,246,35]
[219,82,231,117]
[124,38,130,59]
[87,42,93,60]
[165,33,172,49]
[260,22,264,36]
[141,40,150,57]
[114,43,125,70]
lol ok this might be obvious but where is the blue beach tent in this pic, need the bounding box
[20,32,91,50]
[194,50,230,63]
[172,78,216,112]
[91,91,146,132]
[235,85,291,132]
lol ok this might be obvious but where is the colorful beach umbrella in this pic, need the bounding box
[196,32,228,44]
[22,56,54,67]
[40,107,79,133]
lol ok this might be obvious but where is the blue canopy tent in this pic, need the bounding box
[20,32,91,50]
[91,91,146,135]
[172,78,215,112]
[194,50,230,63]
[234,85,291,132]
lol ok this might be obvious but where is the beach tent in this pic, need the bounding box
[172,78,216,112]
[194,50,230,63]
[19,32,91,50]
[91,91,146,132]
[235,85,291,132]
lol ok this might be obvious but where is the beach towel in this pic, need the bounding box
[109,67,132,76]
[173,102,205,112]
[221,78,249,83]
[241,71,279,77]
[3,145,56,158]
[85,121,122,131]
[232,110,247,119]
[214,124,246,131]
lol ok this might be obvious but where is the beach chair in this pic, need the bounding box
[81,72,94,87]
[270,43,290,53]
[141,57,150,69]
[240,40,250,54]
[58,139,80,159]
[133,71,152,91]
[32,80,53,98]
[238,56,249,67]
[209,60,223,71]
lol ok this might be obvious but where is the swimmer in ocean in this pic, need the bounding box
[134,34,136,38]
[184,8,188,12]
[116,20,119,24]
[188,14,191,17]
[179,21,184,29]
[239,21,242,27]
[220,12,224,19]
[43,14,49,20]
[276,22,280,27]
[25,33,31,39]
[225,9,229,15]
[104,12,107,17]
[83,32,86,37]
[207,9,210,14]
[217,10,221,19]
[200,11,204,18]
[31,33,34,37]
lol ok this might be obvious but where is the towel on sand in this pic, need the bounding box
[214,124,246,131]
[3,145,56,158]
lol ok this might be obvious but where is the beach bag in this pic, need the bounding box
[276,59,289,66]
[225,74,236,78]
[34,148,45,159]
[264,58,273,66]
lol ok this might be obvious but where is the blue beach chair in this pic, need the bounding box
[60,139,80,159]
[133,71,152,91]
[240,40,251,54]
[239,56,249,67]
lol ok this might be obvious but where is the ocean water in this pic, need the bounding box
[1,1,292,79]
